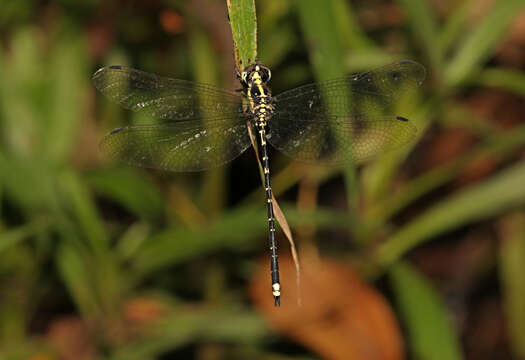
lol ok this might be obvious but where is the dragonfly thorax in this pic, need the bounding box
[242,64,274,126]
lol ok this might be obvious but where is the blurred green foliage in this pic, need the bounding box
[1,0,525,359]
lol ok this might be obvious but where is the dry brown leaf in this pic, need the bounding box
[46,316,98,360]
[123,297,170,326]
[160,10,185,34]
[28,355,55,360]
[250,256,403,360]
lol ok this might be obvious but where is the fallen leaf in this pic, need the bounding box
[47,316,98,360]
[250,256,403,360]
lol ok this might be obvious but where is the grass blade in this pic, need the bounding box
[60,170,109,255]
[498,212,525,358]
[227,0,257,69]
[47,31,86,163]
[375,160,525,268]
[295,0,359,223]
[110,307,265,360]
[390,261,464,360]
[396,0,442,71]
[476,67,525,97]
[56,242,100,319]
[438,0,474,54]
[86,168,164,220]
[445,0,525,87]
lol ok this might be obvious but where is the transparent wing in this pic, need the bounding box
[272,61,426,119]
[269,61,424,163]
[268,115,416,164]
[92,66,243,121]
[100,118,251,172]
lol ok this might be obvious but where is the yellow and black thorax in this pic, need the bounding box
[241,64,274,127]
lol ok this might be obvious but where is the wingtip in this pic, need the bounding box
[92,67,104,81]
[92,65,124,81]
[398,60,427,84]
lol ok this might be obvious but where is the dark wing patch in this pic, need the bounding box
[272,61,425,120]
[100,119,251,172]
[93,66,243,122]
[268,115,416,164]
[269,61,424,162]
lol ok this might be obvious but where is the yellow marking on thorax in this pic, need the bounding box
[247,70,272,129]
[248,94,255,110]
[257,83,265,97]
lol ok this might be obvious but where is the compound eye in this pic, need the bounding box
[260,68,271,82]
[242,68,256,84]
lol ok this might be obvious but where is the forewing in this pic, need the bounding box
[268,115,416,164]
[269,61,424,163]
[100,119,251,172]
[272,61,426,120]
[92,66,243,121]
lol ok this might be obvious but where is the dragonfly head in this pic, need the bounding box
[241,64,271,86]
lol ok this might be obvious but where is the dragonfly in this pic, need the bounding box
[92,60,426,306]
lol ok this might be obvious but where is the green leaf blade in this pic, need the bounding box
[499,212,525,358]
[227,0,258,69]
[376,160,525,268]
[444,0,525,87]
[390,261,464,360]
